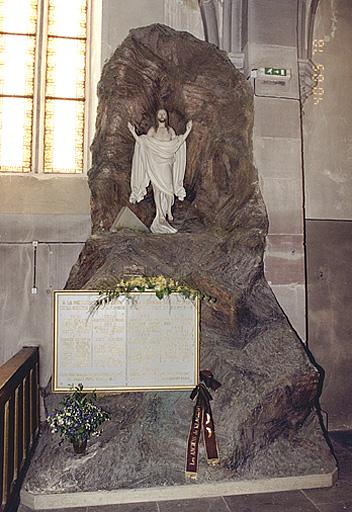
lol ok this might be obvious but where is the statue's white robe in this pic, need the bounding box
[129,134,187,234]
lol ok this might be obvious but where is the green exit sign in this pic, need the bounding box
[264,67,288,76]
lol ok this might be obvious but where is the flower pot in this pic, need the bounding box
[72,438,87,454]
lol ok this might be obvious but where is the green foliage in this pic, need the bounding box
[47,383,110,444]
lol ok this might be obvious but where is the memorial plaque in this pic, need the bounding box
[53,291,199,392]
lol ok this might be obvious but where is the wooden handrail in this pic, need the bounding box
[0,347,39,512]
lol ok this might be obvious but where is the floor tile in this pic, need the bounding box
[303,479,352,505]
[317,502,352,512]
[332,440,352,479]
[337,456,352,480]
[224,491,318,512]
[333,444,351,461]
[36,509,87,512]
[88,503,158,512]
[330,432,352,452]
[28,509,87,512]
[158,497,229,512]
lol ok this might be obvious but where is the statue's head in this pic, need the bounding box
[156,108,168,123]
[155,108,170,131]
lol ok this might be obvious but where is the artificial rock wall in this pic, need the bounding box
[24,24,335,495]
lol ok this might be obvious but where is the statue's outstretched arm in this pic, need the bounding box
[184,120,193,140]
[127,122,139,142]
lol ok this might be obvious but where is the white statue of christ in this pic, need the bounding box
[128,109,192,234]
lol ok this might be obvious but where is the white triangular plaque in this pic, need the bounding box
[110,207,149,233]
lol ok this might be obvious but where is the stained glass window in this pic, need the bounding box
[44,0,87,173]
[0,0,37,172]
[0,0,89,174]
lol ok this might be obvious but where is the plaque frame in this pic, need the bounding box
[53,290,200,393]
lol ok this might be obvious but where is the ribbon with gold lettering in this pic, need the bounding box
[185,369,221,479]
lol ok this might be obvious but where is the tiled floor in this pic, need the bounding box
[19,431,352,512]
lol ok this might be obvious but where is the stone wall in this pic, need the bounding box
[0,177,90,384]
[303,0,352,430]
[247,0,306,340]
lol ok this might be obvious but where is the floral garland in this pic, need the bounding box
[94,275,214,310]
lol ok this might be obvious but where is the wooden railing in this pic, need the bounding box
[0,347,39,512]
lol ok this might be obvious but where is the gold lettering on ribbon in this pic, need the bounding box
[205,412,213,438]
[188,406,202,469]
[186,372,221,478]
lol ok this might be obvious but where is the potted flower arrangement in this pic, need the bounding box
[47,383,110,454]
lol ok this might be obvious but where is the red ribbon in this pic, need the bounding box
[185,370,221,479]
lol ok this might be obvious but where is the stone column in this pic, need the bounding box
[222,0,232,51]
[230,0,243,52]
[198,0,220,46]
[229,0,246,70]
[164,0,204,40]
